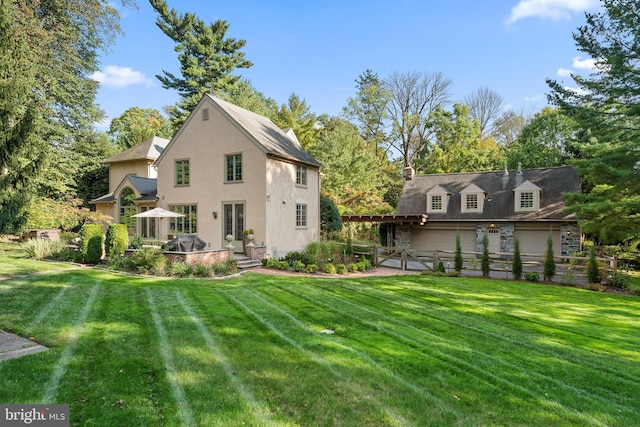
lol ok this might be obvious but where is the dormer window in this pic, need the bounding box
[426,185,449,213]
[461,183,485,213]
[514,180,541,212]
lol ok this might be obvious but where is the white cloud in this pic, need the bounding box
[91,65,153,88]
[572,56,596,70]
[506,0,599,24]
[557,67,573,77]
[565,85,588,95]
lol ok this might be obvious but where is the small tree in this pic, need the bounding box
[512,236,523,280]
[105,224,129,258]
[481,230,490,277]
[80,224,104,264]
[587,246,601,284]
[543,231,556,281]
[454,230,463,272]
[320,195,342,238]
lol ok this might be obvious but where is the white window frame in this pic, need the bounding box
[426,185,449,213]
[296,203,307,228]
[225,153,242,183]
[296,164,307,187]
[514,180,541,212]
[175,159,190,186]
[461,184,485,213]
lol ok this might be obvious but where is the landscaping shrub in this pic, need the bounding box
[305,241,342,266]
[284,251,315,266]
[194,263,211,278]
[266,258,279,269]
[347,263,358,273]
[132,248,166,275]
[23,238,64,260]
[481,231,490,277]
[211,259,237,275]
[324,263,336,274]
[587,246,601,284]
[525,271,540,282]
[292,260,306,272]
[512,236,523,280]
[454,231,463,272]
[306,264,318,274]
[336,263,347,275]
[277,260,289,270]
[130,234,144,249]
[105,224,129,258]
[437,261,446,273]
[172,261,193,277]
[80,224,103,264]
[543,232,556,281]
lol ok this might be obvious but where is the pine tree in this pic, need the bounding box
[150,0,253,130]
[481,231,490,277]
[454,230,463,272]
[547,0,640,244]
[543,232,556,281]
[512,236,523,280]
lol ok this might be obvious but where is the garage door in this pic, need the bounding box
[412,228,475,253]
[515,228,561,257]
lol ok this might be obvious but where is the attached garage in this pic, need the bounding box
[514,225,562,257]
[411,225,475,253]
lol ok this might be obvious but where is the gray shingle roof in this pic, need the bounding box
[206,95,322,168]
[104,136,169,164]
[90,175,157,204]
[397,166,580,221]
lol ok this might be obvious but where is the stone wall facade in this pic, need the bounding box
[246,244,266,261]
[163,248,233,266]
[395,227,412,249]
[560,223,582,256]
[475,223,515,255]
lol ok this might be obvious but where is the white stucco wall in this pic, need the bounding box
[108,160,155,193]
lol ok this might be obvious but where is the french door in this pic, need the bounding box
[223,202,245,251]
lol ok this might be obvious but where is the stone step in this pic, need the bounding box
[234,256,262,269]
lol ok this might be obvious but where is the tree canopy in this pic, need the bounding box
[547,0,640,244]
[150,0,253,130]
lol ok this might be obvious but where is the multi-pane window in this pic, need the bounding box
[175,159,190,186]
[225,154,242,182]
[296,204,307,227]
[465,194,478,210]
[119,188,137,228]
[169,205,198,234]
[431,195,443,211]
[296,165,307,186]
[520,192,534,209]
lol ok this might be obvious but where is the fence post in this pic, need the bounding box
[433,250,438,272]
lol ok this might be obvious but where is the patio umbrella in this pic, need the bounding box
[133,207,184,240]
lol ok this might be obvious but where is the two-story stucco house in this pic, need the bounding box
[138,94,322,257]
[394,165,583,257]
[92,136,170,238]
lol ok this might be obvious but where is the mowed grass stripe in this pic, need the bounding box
[146,288,196,427]
[314,278,640,403]
[173,289,277,427]
[236,287,462,419]
[334,277,640,409]
[224,292,416,427]
[41,283,100,404]
[28,281,71,329]
[264,281,618,426]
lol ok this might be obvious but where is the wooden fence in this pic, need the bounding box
[342,243,616,284]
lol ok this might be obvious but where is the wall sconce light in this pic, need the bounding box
[212,211,218,219]
[282,199,286,204]
[485,192,491,202]
[490,223,495,228]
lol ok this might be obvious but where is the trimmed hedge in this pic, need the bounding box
[80,224,104,264]
[105,224,129,258]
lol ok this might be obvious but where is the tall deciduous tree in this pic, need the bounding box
[547,0,640,244]
[343,69,391,157]
[491,109,529,146]
[418,104,504,173]
[464,86,505,136]
[150,0,252,130]
[505,107,578,169]
[385,70,452,167]
[109,107,173,150]
[1,0,126,233]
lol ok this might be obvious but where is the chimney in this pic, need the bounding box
[501,162,510,189]
[515,162,523,186]
[403,166,415,181]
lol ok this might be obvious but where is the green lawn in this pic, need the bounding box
[1,256,639,426]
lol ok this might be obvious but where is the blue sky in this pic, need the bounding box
[93,0,602,128]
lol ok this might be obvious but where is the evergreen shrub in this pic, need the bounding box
[105,224,129,258]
